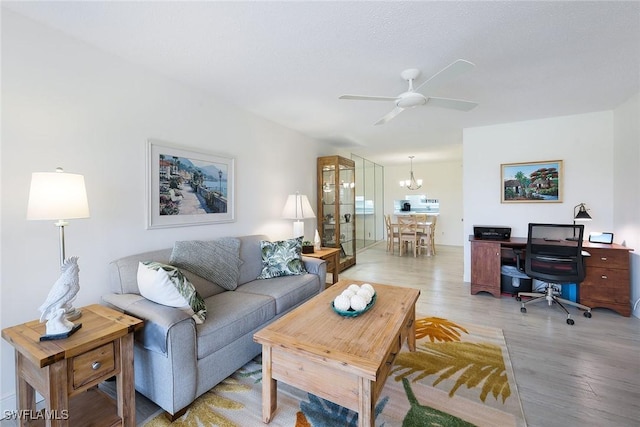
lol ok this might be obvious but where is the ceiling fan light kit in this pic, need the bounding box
[339,59,479,125]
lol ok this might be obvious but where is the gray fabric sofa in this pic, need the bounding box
[102,234,326,418]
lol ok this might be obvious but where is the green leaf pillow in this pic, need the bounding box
[257,236,307,279]
[137,261,207,324]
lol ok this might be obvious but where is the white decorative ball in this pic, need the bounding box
[350,294,367,311]
[348,284,361,293]
[361,283,375,296]
[334,294,351,311]
[357,288,373,304]
[341,289,356,298]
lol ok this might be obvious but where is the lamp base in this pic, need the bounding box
[292,221,304,239]
[65,306,82,321]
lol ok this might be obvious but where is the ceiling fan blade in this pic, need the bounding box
[427,97,478,111]
[339,94,398,102]
[415,59,475,93]
[374,107,404,125]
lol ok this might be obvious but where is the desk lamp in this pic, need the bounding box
[569,203,591,240]
[282,192,315,238]
[27,168,90,325]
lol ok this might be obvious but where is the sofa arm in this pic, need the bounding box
[302,256,327,285]
[102,293,194,355]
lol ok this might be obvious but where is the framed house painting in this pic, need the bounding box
[501,160,563,203]
[146,139,235,229]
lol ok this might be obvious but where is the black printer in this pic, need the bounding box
[473,225,512,241]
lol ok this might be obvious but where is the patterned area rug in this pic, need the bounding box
[141,316,526,426]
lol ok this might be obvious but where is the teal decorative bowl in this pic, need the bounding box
[331,293,376,317]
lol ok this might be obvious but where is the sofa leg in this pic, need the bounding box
[164,406,188,422]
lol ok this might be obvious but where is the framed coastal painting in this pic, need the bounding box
[501,160,563,203]
[146,139,235,229]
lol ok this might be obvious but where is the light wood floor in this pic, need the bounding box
[342,243,640,427]
[3,243,638,426]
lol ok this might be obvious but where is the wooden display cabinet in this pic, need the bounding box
[317,155,356,272]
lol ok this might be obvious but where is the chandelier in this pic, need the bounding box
[399,156,423,190]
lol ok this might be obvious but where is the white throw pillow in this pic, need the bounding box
[137,261,207,324]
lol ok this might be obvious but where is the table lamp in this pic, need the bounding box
[27,167,90,323]
[569,202,591,240]
[282,192,315,238]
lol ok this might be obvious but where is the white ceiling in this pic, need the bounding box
[4,1,639,166]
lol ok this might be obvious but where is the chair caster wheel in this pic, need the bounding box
[515,296,521,302]
[520,307,526,313]
[567,318,575,325]
[584,312,592,318]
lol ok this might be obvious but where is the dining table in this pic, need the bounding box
[391,214,434,256]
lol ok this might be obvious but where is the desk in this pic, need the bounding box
[303,247,340,286]
[469,236,633,316]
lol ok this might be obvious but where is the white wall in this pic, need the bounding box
[0,10,332,410]
[463,111,616,282]
[613,93,640,318]
[384,160,463,246]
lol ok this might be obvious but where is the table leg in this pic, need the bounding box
[261,345,277,423]
[407,310,416,352]
[45,359,69,427]
[358,377,374,427]
[332,253,339,284]
[15,353,36,427]
[118,334,136,427]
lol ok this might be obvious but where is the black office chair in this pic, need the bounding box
[516,223,592,325]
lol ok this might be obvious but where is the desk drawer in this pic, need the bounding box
[582,267,630,304]
[72,342,116,389]
[585,249,628,269]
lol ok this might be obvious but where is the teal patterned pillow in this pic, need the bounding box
[257,236,307,279]
[137,261,207,324]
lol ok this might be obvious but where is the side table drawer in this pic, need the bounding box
[72,342,116,389]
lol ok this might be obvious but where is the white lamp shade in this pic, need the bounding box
[281,193,315,220]
[27,171,90,220]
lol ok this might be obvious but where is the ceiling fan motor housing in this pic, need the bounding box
[396,92,427,108]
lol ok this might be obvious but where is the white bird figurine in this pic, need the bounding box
[39,256,81,336]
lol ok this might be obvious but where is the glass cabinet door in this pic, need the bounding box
[318,156,356,272]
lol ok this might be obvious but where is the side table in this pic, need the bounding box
[303,247,340,286]
[1,304,143,426]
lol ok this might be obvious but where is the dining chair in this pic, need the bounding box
[397,215,423,257]
[426,214,438,255]
[384,214,399,254]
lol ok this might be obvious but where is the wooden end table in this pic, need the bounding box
[303,247,340,285]
[254,279,420,427]
[1,304,143,427]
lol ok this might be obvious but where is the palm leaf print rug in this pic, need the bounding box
[141,316,526,427]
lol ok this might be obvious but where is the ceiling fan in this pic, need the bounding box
[339,59,479,125]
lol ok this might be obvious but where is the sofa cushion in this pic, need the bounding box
[196,292,275,359]
[170,238,243,290]
[236,274,321,315]
[257,236,307,279]
[137,261,207,324]
[237,235,268,286]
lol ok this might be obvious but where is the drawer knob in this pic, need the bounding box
[386,352,397,365]
[601,275,608,279]
[92,362,102,370]
[600,257,607,261]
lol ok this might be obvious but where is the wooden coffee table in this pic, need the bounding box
[254,279,420,427]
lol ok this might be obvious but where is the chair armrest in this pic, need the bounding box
[102,293,193,354]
